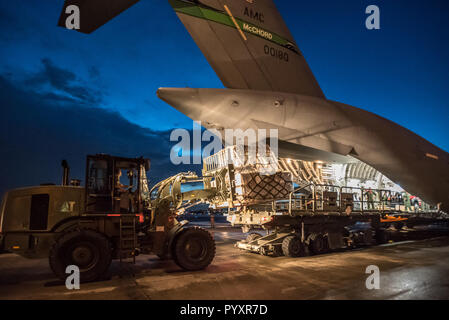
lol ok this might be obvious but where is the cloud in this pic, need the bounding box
[88,66,101,79]
[0,65,200,196]
[23,58,104,105]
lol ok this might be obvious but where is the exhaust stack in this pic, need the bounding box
[61,160,70,186]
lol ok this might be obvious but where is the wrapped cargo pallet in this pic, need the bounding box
[235,171,293,203]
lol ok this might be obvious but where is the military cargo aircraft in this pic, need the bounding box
[156,0,449,212]
[56,0,448,212]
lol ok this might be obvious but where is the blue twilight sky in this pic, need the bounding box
[0,0,448,193]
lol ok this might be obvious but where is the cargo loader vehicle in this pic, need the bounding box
[0,154,216,282]
[200,146,448,257]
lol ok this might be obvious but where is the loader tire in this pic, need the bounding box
[173,227,215,271]
[49,229,112,282]
[282,236,305,257]
[308,233,329,255]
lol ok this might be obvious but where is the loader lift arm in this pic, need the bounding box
[149,172,217,215]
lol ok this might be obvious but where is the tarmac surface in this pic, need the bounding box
[0,222,448,300]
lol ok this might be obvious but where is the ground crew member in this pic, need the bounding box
[365,188,375,210]
[382,192,389,209]
[345,205,352,215]
[403,192,411,212]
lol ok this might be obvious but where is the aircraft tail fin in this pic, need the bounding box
[168,0,324,98]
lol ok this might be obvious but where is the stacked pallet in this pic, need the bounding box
[235,171,293,203]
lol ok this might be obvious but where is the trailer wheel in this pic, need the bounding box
[375,229,389,244]
[363,229,374,245]
[282,236,304,257]
[49,229,112,282]
[246,233,262,243]
[308,233,329,255]
[394,222,404,230]
[272,245,284,257]
[172,227,215,271]
[259,246,269,256]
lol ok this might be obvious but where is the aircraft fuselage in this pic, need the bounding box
[157,87,449,212]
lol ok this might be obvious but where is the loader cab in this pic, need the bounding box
[85,154,150,214]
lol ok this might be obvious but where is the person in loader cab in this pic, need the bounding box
[115,168,126,190]
[114,168,132,212]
